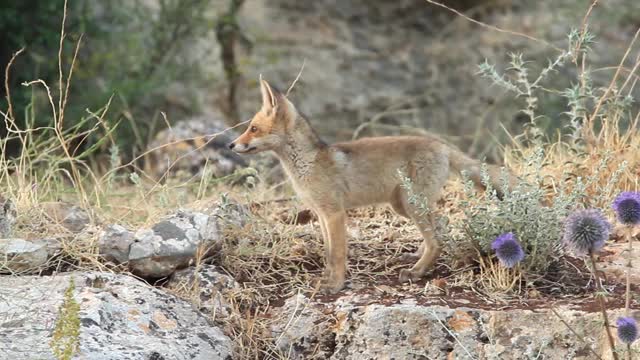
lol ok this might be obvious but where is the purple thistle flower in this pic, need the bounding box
[616,317,638,344]
[563,209,611,256]
[491,232,525,268]
[612,191,640,226]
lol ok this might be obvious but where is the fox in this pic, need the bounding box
[229,77,513,294]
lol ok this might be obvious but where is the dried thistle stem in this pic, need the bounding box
[624,227,633,360]
[589,251,619,360]
[624,227,633,313]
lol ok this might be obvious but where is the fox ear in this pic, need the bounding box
[259,75,278,111]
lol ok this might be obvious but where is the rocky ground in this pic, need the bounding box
[0,272,232,360]
[0,193,638,359]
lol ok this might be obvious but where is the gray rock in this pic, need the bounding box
[0,238,49,274]
[145,114,247,180]
[128,209,222,278]
[208,198,250,230]
[42,202,91,233]
[97,201,249,278]
[0,272,232,360]
[61,206,91,233]
[98,224,135,264]
[271,293,635,359]
[0,197,16,238]
[271,294,334,360]
[167,265,238,317]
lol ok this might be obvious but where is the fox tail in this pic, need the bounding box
[448,148,518,200]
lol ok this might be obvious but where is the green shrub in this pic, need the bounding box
[1,0,217,159]
[442,24,632,281]
[443,148,625,274]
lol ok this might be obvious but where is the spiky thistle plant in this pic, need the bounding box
[562,208,618,360]
[616,317,638,345]
[613,192,640,226]
[491,232,525,268]
[612,191,640,358]
[562,209,611,256]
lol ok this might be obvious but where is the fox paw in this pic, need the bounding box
[399,269,424,283]
[395,252,420,264]
[317,276,345,295]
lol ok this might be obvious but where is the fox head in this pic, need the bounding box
[228,77,297,154]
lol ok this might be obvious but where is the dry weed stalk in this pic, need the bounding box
[477,253,522,295]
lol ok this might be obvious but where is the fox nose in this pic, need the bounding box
[228,142,235,150]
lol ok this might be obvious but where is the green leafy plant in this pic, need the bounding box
[50,278,81,360]
[2,0,217,160]
[445,21,633,286]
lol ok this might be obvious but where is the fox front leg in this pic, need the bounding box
[317,210,347,294]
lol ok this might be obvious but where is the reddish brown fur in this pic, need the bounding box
[231,78,512,293]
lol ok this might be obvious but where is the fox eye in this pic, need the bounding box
[250,126,258,133]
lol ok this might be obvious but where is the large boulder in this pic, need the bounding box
[271,294,336,359]
[0,272,232,360]
[271,292,638,359]
[220,0,534,154]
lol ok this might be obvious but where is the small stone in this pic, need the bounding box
[42,202,91,233]
[0,238,48,273]
[167,265,238,317]
[98,224,135,264]
[270,294,333,359]
[128,209,223,278]
[0,197,17,238]
[145,114,247,180]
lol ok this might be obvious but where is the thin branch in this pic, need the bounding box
[61,34,83,129]
[423,0,562,52]
[589,26,640,134]
[4,48,25,125]
[551,307,604,360]
[22,80,58,122]
[573,0,598,60]
[58,0,68,124]
[286,59,306,97]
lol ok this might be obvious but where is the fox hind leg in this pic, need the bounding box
[390,185,424,263]
[399,211,441,283]
[395,161,447,283]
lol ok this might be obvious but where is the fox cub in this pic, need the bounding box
[230,77,511,293]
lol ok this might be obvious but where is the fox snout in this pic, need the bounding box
[228,137,257,154]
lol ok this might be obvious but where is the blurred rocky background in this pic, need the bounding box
[3,0,639,168]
